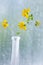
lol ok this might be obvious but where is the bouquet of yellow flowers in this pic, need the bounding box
[1,8,41,35]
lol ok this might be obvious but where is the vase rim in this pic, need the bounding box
[12,36,20,40]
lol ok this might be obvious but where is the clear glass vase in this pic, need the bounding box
[11,36,20,65]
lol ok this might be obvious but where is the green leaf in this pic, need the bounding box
[29,14,33,20]
[35,21,40,27]
[26,14,34,23]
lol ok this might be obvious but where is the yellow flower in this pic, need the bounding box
[35,20,40,27]
[22,8,31,18]
[2,19,9,29]
[18,22,27,30]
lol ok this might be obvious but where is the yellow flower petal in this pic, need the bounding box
[26,8,31,13]
[22,8,31,18]
[2,19,9,29]
[23,26,27,30]
[25,13,29,18]
[3,19,7,22]
[18,22,27,30]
